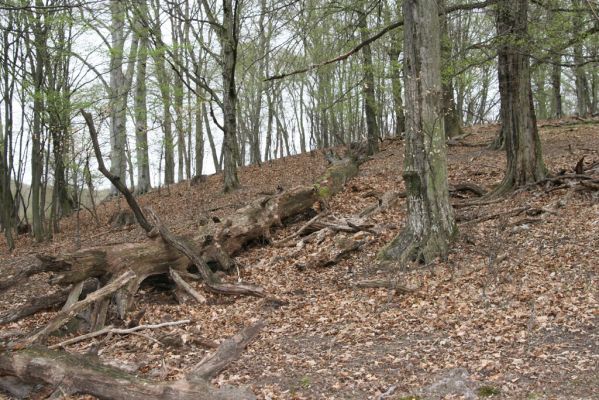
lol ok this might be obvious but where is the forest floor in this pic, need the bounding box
[0,118,598,400]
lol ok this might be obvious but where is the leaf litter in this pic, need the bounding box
[0,119,598,399]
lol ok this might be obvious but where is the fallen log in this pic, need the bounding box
[36,149,359,305]
[190,321,265,382]
[0,346,256,400]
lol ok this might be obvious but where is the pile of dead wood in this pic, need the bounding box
[0,111,366,399]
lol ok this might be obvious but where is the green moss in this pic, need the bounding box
[477,385,501,397]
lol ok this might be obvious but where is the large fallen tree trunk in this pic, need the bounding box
[9,127,359,340]
[0,346,256,400]
[36,157,360,305]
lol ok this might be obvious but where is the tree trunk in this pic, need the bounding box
[493,0,547,193]
[134,20,152,194]
[358,4,380,155]
[380,0,456,264]
[440,0,465,139]
[31,0,46,242]
[221,0,240,192]
[149,1,175,185]
[195,80,204,176]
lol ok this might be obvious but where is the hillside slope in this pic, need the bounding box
[0,119,598,399]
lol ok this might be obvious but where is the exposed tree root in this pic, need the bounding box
[379,227,452,265]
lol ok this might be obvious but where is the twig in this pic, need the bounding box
[273,212,328,247]
[49,319,191,349]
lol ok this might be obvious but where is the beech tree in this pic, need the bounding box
[380,0,456,263]
[494,0,547,193]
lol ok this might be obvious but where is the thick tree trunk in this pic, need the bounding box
[379,0,456,264]
[222,0,240,192]
[494,0,546,193]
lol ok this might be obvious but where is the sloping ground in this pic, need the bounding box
[0,119,598,400]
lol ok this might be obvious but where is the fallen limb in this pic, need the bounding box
[0,261,46,292]
[146,208,265,298]
[0,346,256,400]
[360,190,405,217]
[189,320,265,382]
[355,279,417,294]
[49,319,191,349]
[273,211,328,247]
[297,239,367,270]
[0,280,97,326]
[18,270,136,347]
[449,183,486,197]
[169,268,207,303]
[81,109,153,233]
[457,206,529,224]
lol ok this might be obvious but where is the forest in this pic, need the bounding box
[0,0,598,399]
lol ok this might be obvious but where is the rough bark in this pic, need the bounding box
[0,347,255,400]
[358,3,380,154]
[493,0,546,194]
[221,0,241,192]
[19,271,136,346]
[379,0,456,264]
[440,0,465,139]
[134,4,152,194]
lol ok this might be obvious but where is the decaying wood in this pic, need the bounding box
[35,153,359,301]
[449,183,487,197]
[297,239,367,270]
[19,270,136,346]
[359,190,405,217]
[0,280,97,326]
[273,212,328,247]
[146,208,265,298]
[355,279,418,294]
[189,320,265,382]
[49,319,191,349]
[0,346,256,400]
[457,206,530,224]
[169,268,206,303]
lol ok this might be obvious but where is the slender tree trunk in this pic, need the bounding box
[150,1,175,185]
[203,103,220,172]
[134,24,151,193]
[358,4,380,154]
[195,81,204,176]
[31,1,46,242]
[550,58,562,118]
[440,0,465,138]
[380,0,456,264]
